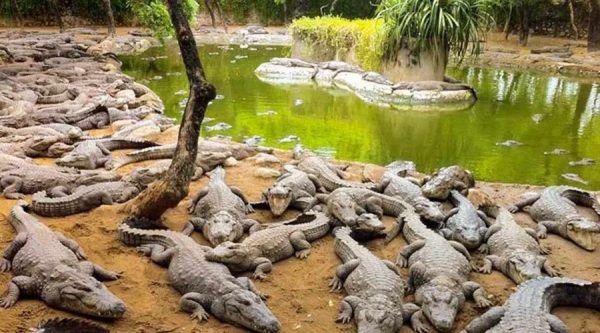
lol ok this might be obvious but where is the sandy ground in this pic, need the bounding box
[0,127,599,333]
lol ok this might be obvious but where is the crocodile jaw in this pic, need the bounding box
[211,289,281,333]
[566,220,599,251]
[267,186,293,217]
[204,212,244,246]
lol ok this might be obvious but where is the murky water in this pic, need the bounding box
[121,44,600,189]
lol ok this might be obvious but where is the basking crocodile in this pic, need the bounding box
[386,207,493,333]
[379,164,444,224]
[421,165,475,201]
[31,318,109,333]
[0,165,120,199]
[252,165,324,216]
[329,226,420,333]
[270,57,316,69]
[118,218,281,333]
[362,72,393,86]
[441,190,489,250]
[319,61,365,79]
[0,135,74,158]
[31,181,141,217]
[478,207,558,284]
[57,138,158,169]
[294,148,377,192]
[205,212,330,279]
[0,201,126,318]
[509,186,600,251]
[184,167,258,246]
[460,277,600,333]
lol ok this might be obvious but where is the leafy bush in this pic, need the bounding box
[131,0,199,38]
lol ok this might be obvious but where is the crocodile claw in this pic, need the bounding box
[396,256,409,268]
[539,246,551,255]
[0,258,11,272]
[479,263,492,274]
[245,204,255,214]
[74,249,87,260]
[329,277,343,292]
[191,309,210,322]
[477,244,489,254]
[136,245,153,256]
[336,313,352,324]
[0,296,16,308]
[475,297,493,308]
[253,272,268,280]
[537,230,548,239]
[507,205,519,213]
[295,249,310,259]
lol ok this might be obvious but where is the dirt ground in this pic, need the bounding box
[0,126,599,333]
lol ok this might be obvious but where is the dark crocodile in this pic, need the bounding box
[118,218,281,333]
[205,212,330,279]
[386,207,492,333]
[509,186,600,251]
[31,318,109,333]
[0,201,126,318]
[294,148,377,192]
[329,226,420,333]
[379,164,444,224]
[478,207,558,284]
[319,61,365,79]
[31,181,140,217]
[56,138,158,169]
[253,165,324,216]
[184,167,258,246]
[0,165,120,199]
[421,165,475,201]
[441,190,489,250]
[460,277,600,333]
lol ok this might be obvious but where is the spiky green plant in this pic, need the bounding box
[377,0,493,65]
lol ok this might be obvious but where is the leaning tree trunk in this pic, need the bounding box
[10,0,23,27]
[568,0,579,39]
[503,7,512,40]
[212,0,227,33]
[589,0,600,51]
[518,6,529,46]
[122,0,216,222]
[49,0,64,32]
[102,0,116,37]
[204,0,216,28]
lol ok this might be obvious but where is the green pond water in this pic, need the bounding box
[121,44,600,189]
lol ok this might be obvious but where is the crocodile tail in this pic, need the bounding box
[35,317,110,333]
[448,190,465,206]
[333,226,352,238]
[31,191,90,217]
[118,217,178,249]
[209,166,225,184]
[102,138,159,151]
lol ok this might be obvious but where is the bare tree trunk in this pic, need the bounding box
[102,0,116,37]
[204,0,216,28]
[49,0,64,32]
[329,0,339,15]
[503,7,512,40]
[568,0,579,39]
[10,0,23,27]
[518,6,529,46]
[123,0,216,222]
[283,1,288,24]
[212,0,227,33]
[589,0,600,51]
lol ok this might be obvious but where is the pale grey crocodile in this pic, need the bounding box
[441,190,489,250]
[56,138,158,169]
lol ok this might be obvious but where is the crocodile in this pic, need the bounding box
[441,190,489,250]
[31,318,109,333]
[0,124,84,140]
[0,135,74,158]
[509,186,600,251]
[386,207,493,333]
[379,164,444,224]
[31,181,141,217]
[362,72,394,86]
[118,217,281,333]
[459,277,600,333]
[478,207,558,284]
[56,138,159,169]
[392,81,474,95]
[252,165,324,216]
[270,57,316,69]
[184,167,258,246]
[0,201,126,318]
[0,165,120,199]
[421,165,475,201]
[294,148,377,192]
[329,226,420,333]
[319,61,365,79]
[205,212,330,279]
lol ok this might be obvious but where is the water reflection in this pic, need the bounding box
[121,44,600,189]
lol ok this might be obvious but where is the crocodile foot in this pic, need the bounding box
[329,277,343,291]
[336,312,352,324]
[540,246,551,255]
[507,205,519,213]
[537,230,548,239]
[475,296,494,308]
[136,245,153,256]
[253,272,268,280]
[0,295,17,308]
[396,255,409,268]
[477,244,489,254]
[4,192,24,200]
[0,258,10,272]
[479,262,492,274]
[191,309,210,322]
[295,249,310,259]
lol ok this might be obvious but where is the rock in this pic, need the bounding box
[531,46,570,54]
[254,167,281,178]
[224,157,239,167]
[362,164,385,183]
[467,188,495,209]
[115,89,136,102]
[248,153,280,166]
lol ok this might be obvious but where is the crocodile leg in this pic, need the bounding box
[480,255,506,274]
[543,259,560,277]
[306,174,325,193]
[385,218,406,244]
[460,306,505,333]
[48,185,71,197]
[476,210,492,226]
[537,220,560,239]
[290,230,311,259]
[382,260,400,275]
[508,193,541,213]
[396,240,426,267]
[444,208,459,221]
[293,196,317,212]
[0,276,35,308]
[336,295,362,324]
[329,259,360,291]
[137,244,176,267]
[78,261,120,281]
[182,217,206,236]
[180,292,214,322]
[407,261,429,294]
[462,281,493,308]
[1,176,24,199]
[251,257,272,280]
[188,189,209,213]
[230,186,254,213]
[402,303,421,324]
[448,241,471,260]
[483,224,502,242]
[236,276,268,300]
[241,218,259,232]
[546,313,570,333]
[411,310,436,333]
[364,196,384,218]
[1,233,27,272]
[54,232,87,260]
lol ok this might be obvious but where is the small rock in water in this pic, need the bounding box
[215,94,225,100]
[265,47,274,50]
[256,110,277,116]
[209,134,232,141]
[230,60,237,64]
[279,135,299,143]
[254,167,281,178]
[544,148,570,155]
[206,122,232,132]
[202,117,214,124]
[151,75,163,81]
[496,140,523,147]
[569,158,596,166]
[561,173,589,185]
[242,135,264,145]
[531,114,544,124]
[249,47,258,51]
[294,99,304,106]
[174,90,187,95]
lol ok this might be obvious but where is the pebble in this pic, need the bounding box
[257,110,277,116]
[294,99,304,106]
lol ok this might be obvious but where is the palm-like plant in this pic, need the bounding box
[377,0,492,68]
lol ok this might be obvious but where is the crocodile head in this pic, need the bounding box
[47,142,74,157]
[354,301,401,333]
[41,265,126,318]
[211,288,281,333]
[328,192,361,225]
[202,211,244,246]
[123,166,164,188]
[413,199,444,225]
[205,241,261,270]
[416,276,465,332]
[266,184,293,216]
[448,220,484,250]
[28,136,61,151]
[352,213,386,239]
[78,171,122,185]
[505,249,544,283]
[57,152,93,169]
[564,216,599,251]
